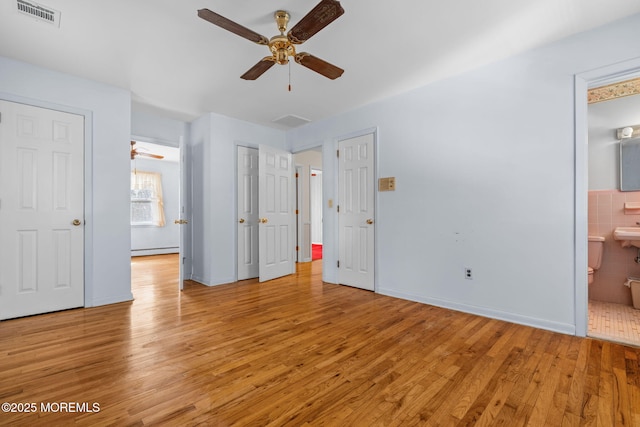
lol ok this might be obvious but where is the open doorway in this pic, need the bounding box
[294,148,323,263]
[130,140,182,295]
[311,169,323,260]
[577,60,640,346]
[586,84,640,346]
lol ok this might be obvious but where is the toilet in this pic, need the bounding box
[588,235,605,284]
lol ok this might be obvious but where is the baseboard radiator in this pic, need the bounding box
[131,247,179,257]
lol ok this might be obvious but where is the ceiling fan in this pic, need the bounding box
[197,0,345,81]
[130,141,164,160]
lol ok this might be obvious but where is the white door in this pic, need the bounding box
[259,144,294,282]
[237,146,259,280]
[0,100,84,319]
[338,133,375,291]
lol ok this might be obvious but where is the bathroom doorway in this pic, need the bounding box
[586,75,640,346]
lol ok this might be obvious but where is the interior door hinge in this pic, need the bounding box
[336,149,339,158]
[337,260,340,268]
[337,205,340,213]
[295,209,299,215]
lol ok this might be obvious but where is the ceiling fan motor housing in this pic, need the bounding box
[270,35,295,64]
[271,11,294,64]
[275,10,289,33]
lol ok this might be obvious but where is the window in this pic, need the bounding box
[131,171,165,226]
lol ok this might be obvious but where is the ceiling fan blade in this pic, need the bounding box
[135,152,165,160]
[295,53,344,79]
[198,9,269,45]
[241,57,276,80]
[287,0,344,44]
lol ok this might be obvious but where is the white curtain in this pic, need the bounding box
[130,171,165,227]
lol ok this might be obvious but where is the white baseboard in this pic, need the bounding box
[377,287,576,336]
[88,292,134,307]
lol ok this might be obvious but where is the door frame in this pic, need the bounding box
[574,58,640,337]
[295,165,307,262]
[293,159,322,263]
[130,134,184,289]
[0,92,93,306]
[310,168,323,247]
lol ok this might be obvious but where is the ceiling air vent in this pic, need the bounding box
[272,114,311,128]
[16,0,61,27]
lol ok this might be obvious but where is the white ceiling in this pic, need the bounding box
[2,0,640,129]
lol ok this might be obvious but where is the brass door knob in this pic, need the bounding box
[72,219,82,226]
[366,219,374,225]
[260,218,268,224]
[239,218,245,223]
[174,219,189,225]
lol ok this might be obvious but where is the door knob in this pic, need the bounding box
[239,218,245,223]
[366,218,374,225]
[260,218,268,224]
[72,219,82,226]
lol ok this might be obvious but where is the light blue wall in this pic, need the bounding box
[131,109,188,148]
[287,13,640,334]
[0,56,133,306]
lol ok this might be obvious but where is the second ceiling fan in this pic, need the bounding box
[197,0,345,81]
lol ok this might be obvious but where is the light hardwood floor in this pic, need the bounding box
[0,254,639,426]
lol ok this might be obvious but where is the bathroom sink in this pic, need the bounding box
[613,227,640,248]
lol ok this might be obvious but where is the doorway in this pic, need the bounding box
[130,139,183,293]
[293,147,323,263]
[577,59,640,345]
[311,169,323,261]
[586,87,640,346]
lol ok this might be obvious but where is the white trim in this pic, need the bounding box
[379,287,576,335]
[130,133,180,148]
[574,57,640,337]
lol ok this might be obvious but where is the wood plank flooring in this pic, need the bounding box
[0,254,639,426]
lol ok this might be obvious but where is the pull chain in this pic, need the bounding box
[288,61,291,92]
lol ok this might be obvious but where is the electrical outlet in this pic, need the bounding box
[465,267,473,280]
